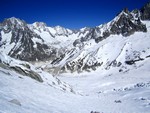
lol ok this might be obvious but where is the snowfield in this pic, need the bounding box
[0,54,150,113]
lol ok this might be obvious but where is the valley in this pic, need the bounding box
[0,2,150,113]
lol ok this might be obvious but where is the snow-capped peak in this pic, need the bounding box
[32,22,47,28]
[54,25,72,35]
[5,17,25,26]
[54,25,67,31]
[80,27,89,32]
[110,8,131,25]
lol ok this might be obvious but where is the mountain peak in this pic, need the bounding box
[122,8,130,14]
[112,9,131,24]
[1,17,27,30]
[33,22,47,28]
[54,25,65,29]
[140,2,150,20]
[53,25,73,35]
[144,1,150,7]
[5,17,25,26]
[7,17,20,22]
[100,8,147,37]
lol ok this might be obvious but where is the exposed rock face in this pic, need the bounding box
[0,61,43,82]
[132,9,141,19]
[0,30,1,45]
[141,2,150,20]
[10,66,43,82]
[77,9,147,44]
[110,9,147,36]
[0,17,56,61]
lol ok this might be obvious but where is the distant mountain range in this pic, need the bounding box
[0,2,150,74]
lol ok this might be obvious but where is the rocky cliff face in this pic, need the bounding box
[0,17,60,61]
[109,9,147,36]
[94,9,147,43]
[75,8,147,44]
[0,29,1,43]
[141,2,150,20]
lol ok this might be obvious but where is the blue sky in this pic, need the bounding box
[0,0,149,29]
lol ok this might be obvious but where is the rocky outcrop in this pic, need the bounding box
[10,66,43,82]
[0,17,58,61]
[0,61,43,82]
[109,9,147,36]
[77,9,147,44]
[0,30,1,46]
[0,62,43,82]
[140,2,150,20]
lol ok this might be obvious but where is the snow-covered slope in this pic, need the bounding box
[61,21,150,72]
[0,52,150,113]
[0,52,74,92]
[37,9,149,74]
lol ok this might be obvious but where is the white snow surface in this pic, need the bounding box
[0,55,150,113]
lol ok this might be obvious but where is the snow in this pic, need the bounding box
[0,57,150,113]
[32,37,43,44]
[0,17,150,113]
[28,23,81,48]
[0,52,73,92]
[68,21,150,71]
[32,22,46,28]
[32,21,150,75]
[0,31,15,54]
[54,26,67,35]
[8,17,23,26]
[80,27,88,31]
[1,22,150,112]
[47,27,57,35]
